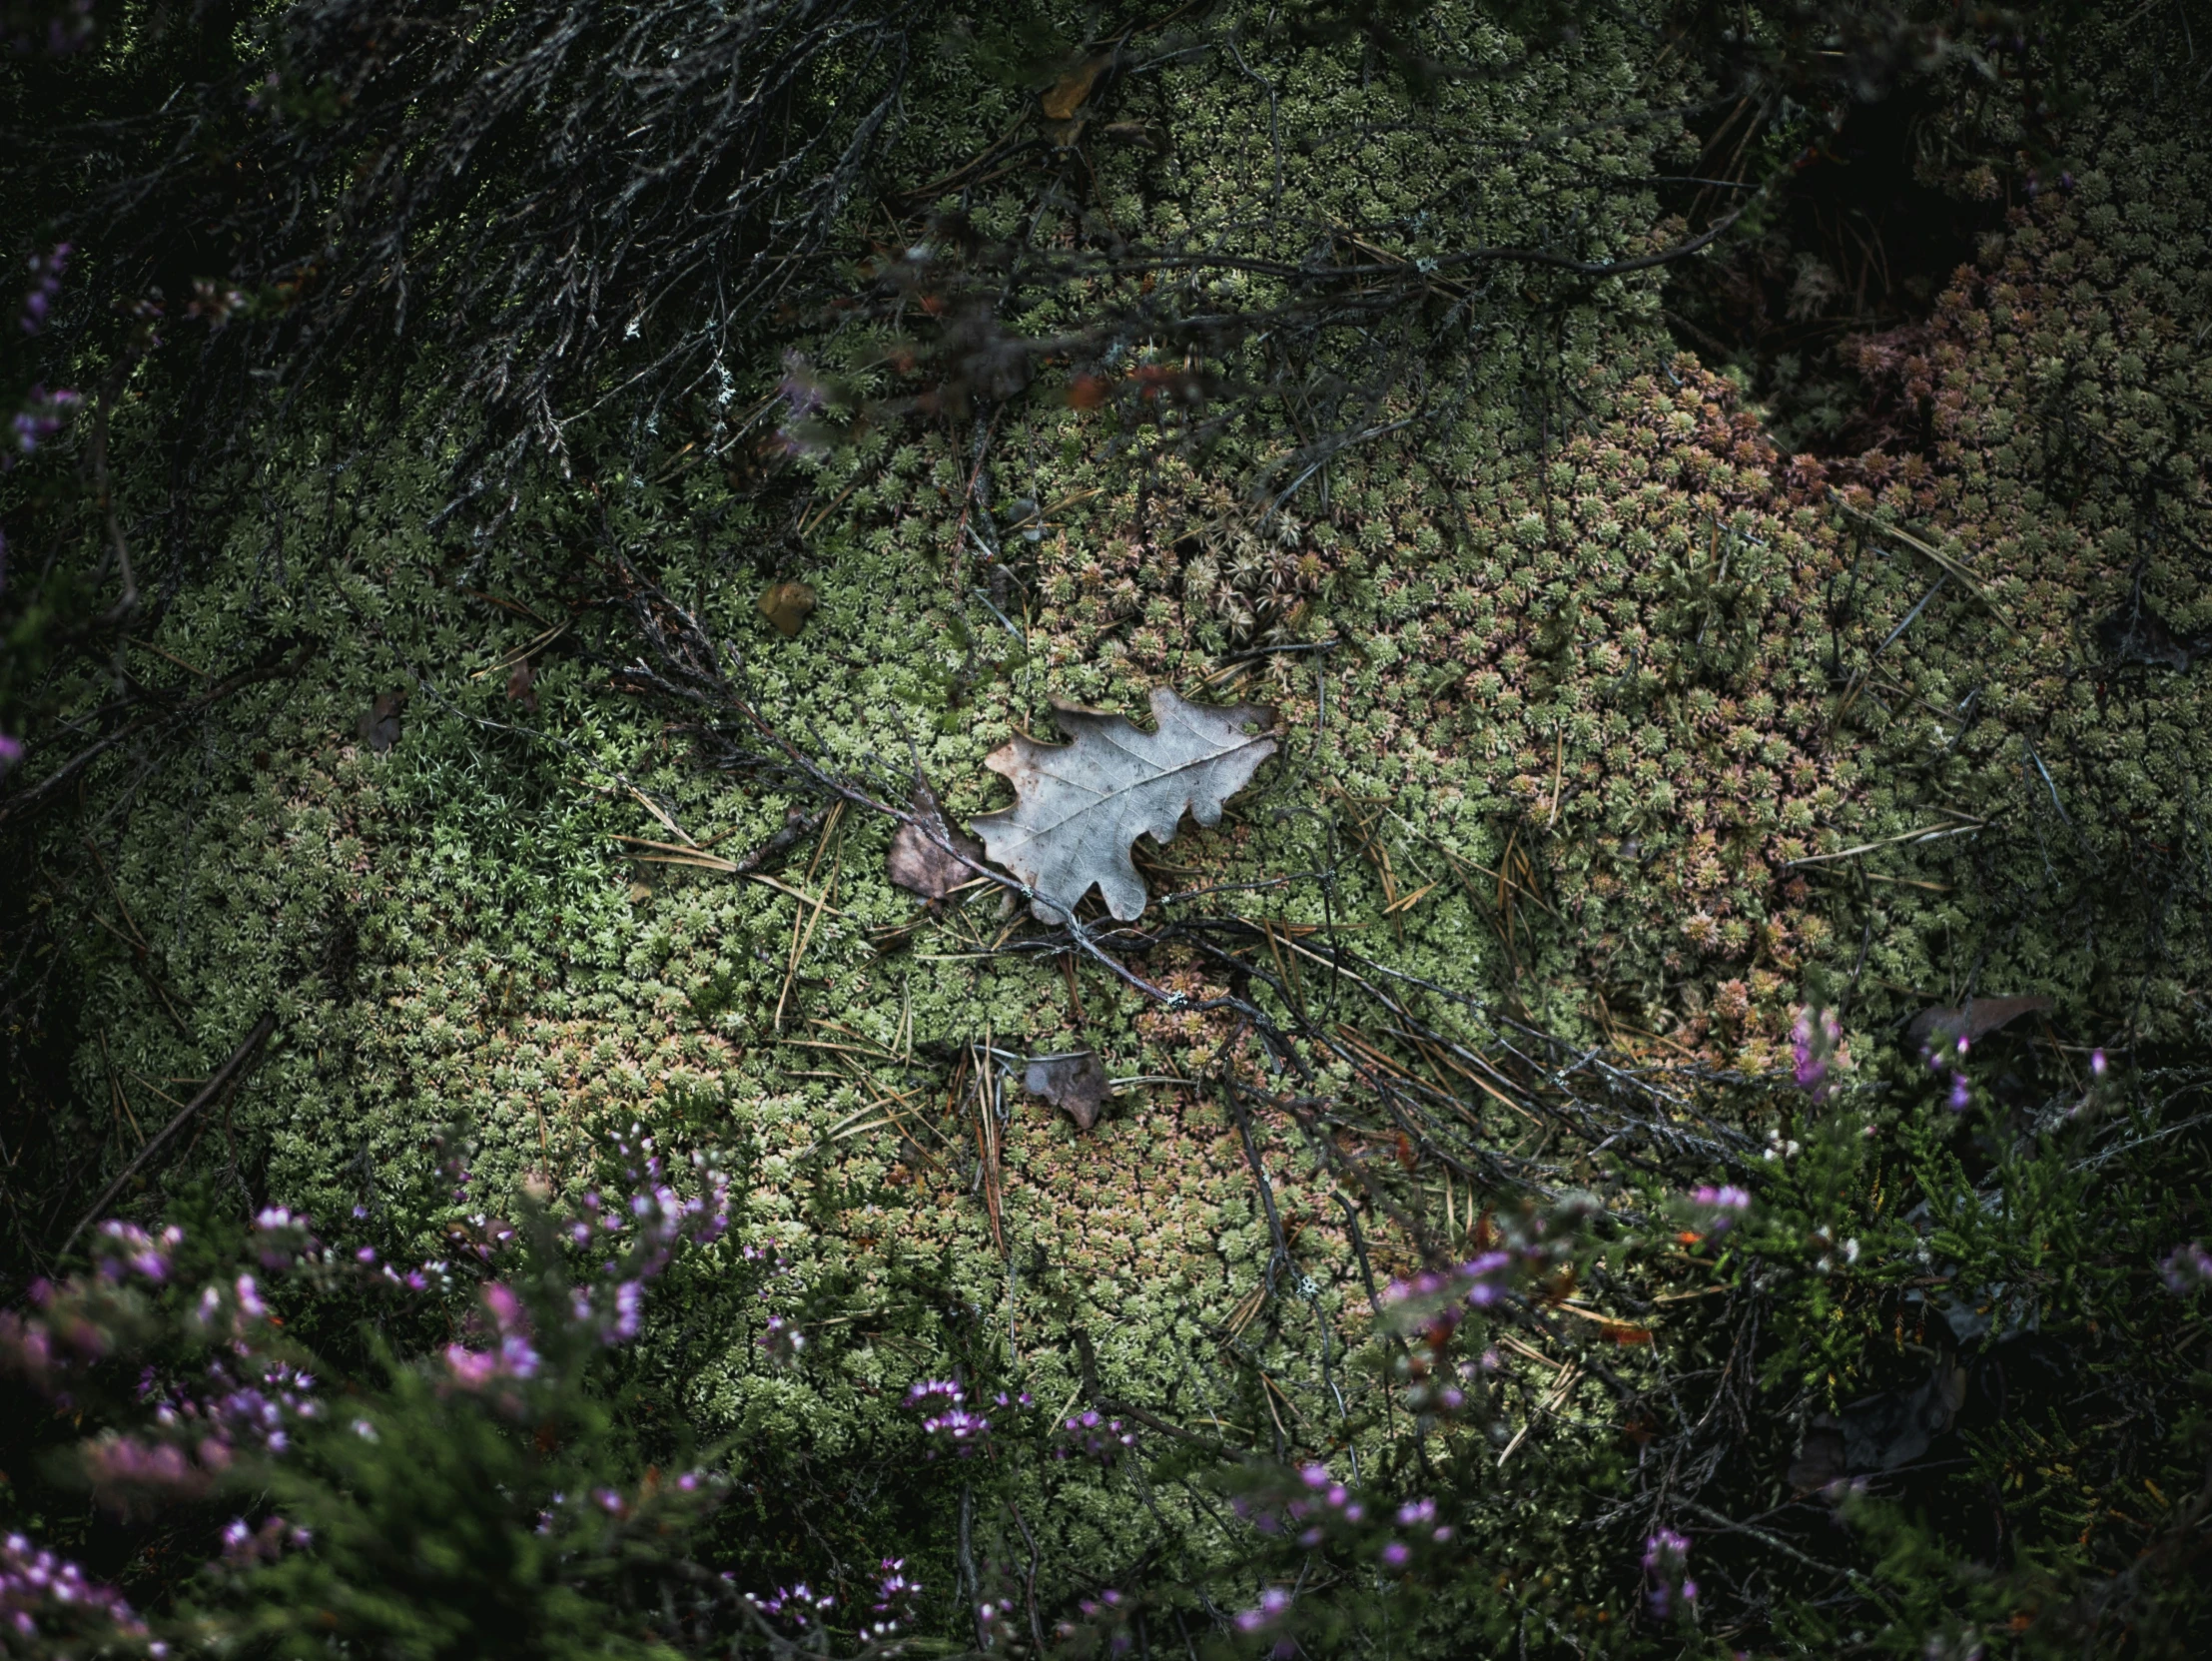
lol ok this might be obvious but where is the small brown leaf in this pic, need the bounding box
[757,580,818,638]
[1025,1050,1108,1132]
[888,781,986,901]
[2096,601,2196,671]
[1794,1357,1971,1485]
[1040,52,1111,121]
[506,657,539,713]
[1904,995,2052,1057]
[359,690,406,753]
[1100,120,1164,152]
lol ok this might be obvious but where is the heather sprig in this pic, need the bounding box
[1228,1464,1457,1571]
[1640,1527,1696,1621]
[1376,1199,1593,1415]
[902,1378,1030,1458]
[1053,1408,1137,1467]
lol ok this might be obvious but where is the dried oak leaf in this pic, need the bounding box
[1040,52,1112,120]
[1903,995,2051,1057]
[1025,1050,1107,1132]
[888,780,986,901]
[972,686,1278,922]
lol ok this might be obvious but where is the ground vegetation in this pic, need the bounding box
[2,0,2210,1656]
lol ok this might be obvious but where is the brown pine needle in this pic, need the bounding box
[1547,722,1565,829]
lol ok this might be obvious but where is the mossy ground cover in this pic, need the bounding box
[4,1,2211,1652]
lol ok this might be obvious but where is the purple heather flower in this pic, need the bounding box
[17,246,68,334]
[1643,1527,1694,1619]
[94,1222,182,1283]
[1791,1005,1843,1100]
[10,386,82,457]
[0,1528,154,1650]
[1688,1185,1753,1239]
[2161,1244,2212,1294]
[1235,1587,1293,1633]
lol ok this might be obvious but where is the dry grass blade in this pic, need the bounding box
[1498,1361,1583,1467]
[1830,493,2021,634]
[470,617,571,679]
[774,805,843,1032]
[1784,820,1984,869]
[977,1030,1007,1257]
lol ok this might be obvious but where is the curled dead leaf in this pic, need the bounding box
[972,686,1278,922]
[758,580,818,638]
[888,781,987,901]
[506,657,539,713]
[1024,1049,1107,1132]
[1903,995,2051,1056]
[359,689,406,753]
[2096,600,2197,671]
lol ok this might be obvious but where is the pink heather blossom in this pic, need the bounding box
[1056,1409,1138,1465]
[94,1222,182,1283]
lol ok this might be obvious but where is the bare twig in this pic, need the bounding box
[59,1013,278,1257]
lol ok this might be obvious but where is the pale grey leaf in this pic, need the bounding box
[971,686,1277,922]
